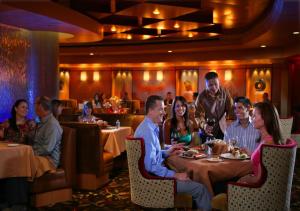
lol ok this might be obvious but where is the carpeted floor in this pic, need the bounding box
[37,152,300,211]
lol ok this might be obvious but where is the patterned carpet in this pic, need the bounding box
[37,152,300,211]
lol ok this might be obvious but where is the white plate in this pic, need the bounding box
[220,153,250,160]
[7,143,19,147]
[206,157,223,162]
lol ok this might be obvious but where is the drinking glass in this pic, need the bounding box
[206,118,216,127]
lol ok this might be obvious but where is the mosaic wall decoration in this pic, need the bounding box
[0,24,59,121]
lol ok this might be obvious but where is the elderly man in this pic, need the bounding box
[195,72,233,140]
[33,96,62,176]
[224,96,260,153]
[135,95,211,210]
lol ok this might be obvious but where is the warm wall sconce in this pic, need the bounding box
[156,71,163,81]
[93,71,100,81]
[80,71,87,81]
[143,71,150,81]
[225,70,232,81]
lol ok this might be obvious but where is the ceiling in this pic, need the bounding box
[60,0,273,44]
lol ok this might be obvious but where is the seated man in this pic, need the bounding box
[32,96,63,176]
[224,96,260,153]
[134,95,211,210]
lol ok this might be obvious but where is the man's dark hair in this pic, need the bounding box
[205,72,218,81]
[36,96,52,111]
[145,95,163,114]
[234,96,252,107]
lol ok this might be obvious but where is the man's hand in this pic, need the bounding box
[174,172,190,181]
[166,143,184,156]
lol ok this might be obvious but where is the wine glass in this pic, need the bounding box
[206,118,216,127]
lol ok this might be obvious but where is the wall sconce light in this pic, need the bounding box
[143,71,150,81]
[156,71,163,81]
[80,71,87,81]
[225,70,232,81]
[93,71,100,81]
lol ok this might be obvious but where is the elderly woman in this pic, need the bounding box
[0,99,35,143]
[163,96,194,146]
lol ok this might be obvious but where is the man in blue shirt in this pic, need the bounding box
[224,96,260,153]
[135,95,211,210]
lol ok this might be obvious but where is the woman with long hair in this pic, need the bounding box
[163,96,194,145]
[0,99,35,143]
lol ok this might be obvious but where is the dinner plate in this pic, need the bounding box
[206,157,223,162]
[7,143,19,147]
[220,153,250,160]
[105,126,117,130]
[179,153,207,159]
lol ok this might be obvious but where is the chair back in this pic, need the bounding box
[280,117,293,140]
[126,137,175,208]
[228,138,297,211]
[131,115,144,132]
[60,126,77,187]
[60,122,103,176]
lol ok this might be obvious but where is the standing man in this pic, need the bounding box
[224,97,260,153]
[164,91,173,105]
[33,96,62,176]
[135,95,211,210]
[195,72,233,139]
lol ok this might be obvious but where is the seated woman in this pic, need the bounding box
[163,96,194,146]
[51,99,63,120]
[211,102,284,210]
[78,101,98,123]
[0,99,35,143]
[239,102,284,184]
[93,93,102,108]
[78,101,108,126]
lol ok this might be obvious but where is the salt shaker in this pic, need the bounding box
[116,120,120,129]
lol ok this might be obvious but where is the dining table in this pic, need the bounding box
[0,141,37,179]
[166,153,253,195]
[102,126,132,157]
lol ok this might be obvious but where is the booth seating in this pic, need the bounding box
[30,126,76,207]
[60,122,114,190]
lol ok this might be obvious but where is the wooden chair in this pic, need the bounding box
[126,137,192,209]
[30,126,76,207]
[227,138,297,210]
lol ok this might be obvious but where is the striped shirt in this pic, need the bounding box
[224,119,260,153]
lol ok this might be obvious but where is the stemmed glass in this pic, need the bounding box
[206,117,216,137]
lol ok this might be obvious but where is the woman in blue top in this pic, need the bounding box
[163,96,194,146]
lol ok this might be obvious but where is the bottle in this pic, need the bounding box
[116,120,120,129]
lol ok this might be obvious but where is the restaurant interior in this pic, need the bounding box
[0,0,300,210]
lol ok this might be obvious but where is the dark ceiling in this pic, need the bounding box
[58,0,273,45]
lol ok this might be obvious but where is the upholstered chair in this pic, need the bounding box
[30,126,76,207]
[126,137,192,209]
[227,138,297,211]
[280,117,294,140]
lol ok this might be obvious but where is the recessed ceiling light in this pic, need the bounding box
[174,23,180,29]
[168,50,172,53]
[292,31,299,35]
[153,8,160,15]
[89,53,94,56]
[111,25,116,32]
[260,45,267,48]
[127,34,132,40]
[188,33,194,38]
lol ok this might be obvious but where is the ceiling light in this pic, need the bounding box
[174,23,180,29]
[89,53,94,56]
[111,25,116,32]
[260,45,267,48]
[127,34,132,40]
[153,8,160,15]
[188,33,194,38]
[168,50,172,53]
[292,31,299,35]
